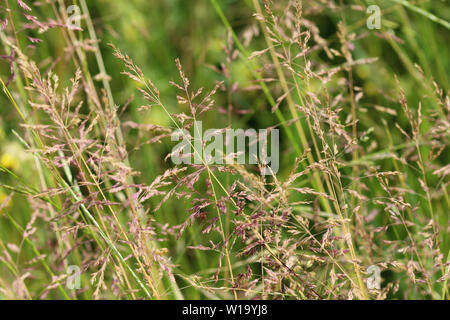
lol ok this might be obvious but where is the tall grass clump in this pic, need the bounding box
[0,0,448,300]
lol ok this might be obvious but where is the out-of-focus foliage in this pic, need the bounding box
[0,0,448,300]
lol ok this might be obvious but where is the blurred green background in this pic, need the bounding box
[0,0,449,299]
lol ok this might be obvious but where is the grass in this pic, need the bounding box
[0,0,448,300]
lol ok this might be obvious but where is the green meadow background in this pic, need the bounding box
[0,0,449,299]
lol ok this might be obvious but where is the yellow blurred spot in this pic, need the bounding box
[144,107,171,127]
[0,192,12,213]
[364,82,378,96]
[356,65,370,79]
[1,153,18,171]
